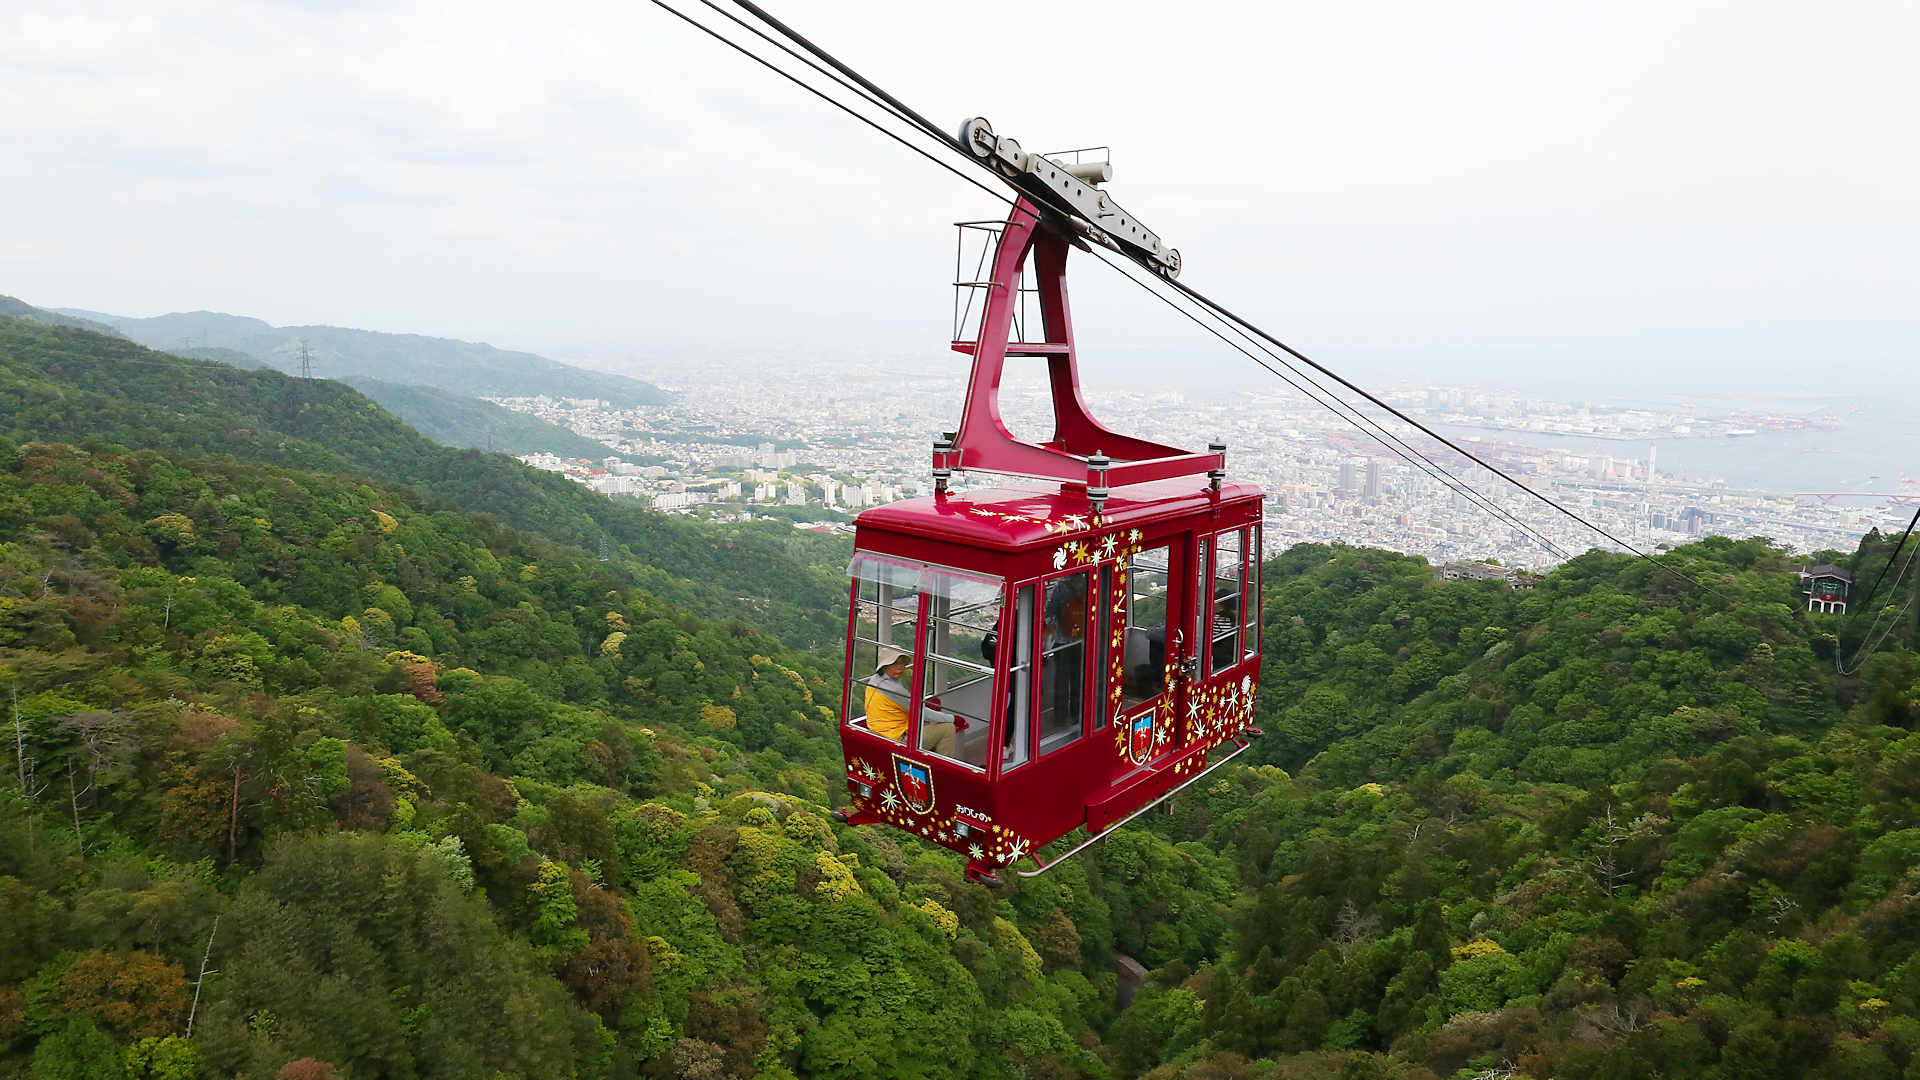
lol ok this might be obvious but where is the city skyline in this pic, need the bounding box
[493,362,1909,574]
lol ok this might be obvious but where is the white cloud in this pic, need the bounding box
[2,0,1915,392]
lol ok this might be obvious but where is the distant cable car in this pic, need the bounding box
[834,129,1264,883]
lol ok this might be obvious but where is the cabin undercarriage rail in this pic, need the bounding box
[1005,729,1261,883]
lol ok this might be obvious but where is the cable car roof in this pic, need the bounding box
[855,478,1263,552]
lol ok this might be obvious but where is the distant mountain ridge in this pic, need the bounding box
[6,295,613,456]
[57,306,672,408]
[342,375,616,459]
[156,343,266,369]
[0,295,124,337]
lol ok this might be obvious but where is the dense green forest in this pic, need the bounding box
[340,376,616,459]
[1118,536,1920,1079]
[6,315,1920,1077]
[54,307,672,408]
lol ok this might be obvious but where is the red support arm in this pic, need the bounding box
[945,199,1222,490]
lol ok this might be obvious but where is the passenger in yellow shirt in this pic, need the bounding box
[864,649,913,740]
[865,648,959,756]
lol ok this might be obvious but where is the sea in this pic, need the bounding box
[1431,392,1915,495]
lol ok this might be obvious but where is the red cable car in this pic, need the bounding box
[834,134,1264,883]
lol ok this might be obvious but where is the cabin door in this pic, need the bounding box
[1109,536,1190,782]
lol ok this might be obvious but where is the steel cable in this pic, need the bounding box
[665,0,1738,596]
[655,0,1574,561]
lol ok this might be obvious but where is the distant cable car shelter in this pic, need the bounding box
[1799,564,1852,614]
[832,124,1264,883]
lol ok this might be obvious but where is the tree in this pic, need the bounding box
[29,1017,125,1080]
[122,1036,199,1080]
[1587,807,1635,897]
[194,833,602,1079]
[48,950,189,1041]
[56,710,130,854]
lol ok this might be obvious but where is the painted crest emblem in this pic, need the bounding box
[1128,710,1157,765]
[892,754,936,814]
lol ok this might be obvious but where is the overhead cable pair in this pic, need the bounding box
[659,0,1734,599]
[1838,506,1920,675]
[654,0,1581,566]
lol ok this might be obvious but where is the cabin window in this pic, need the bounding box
[1244,525,1261,660]
[1002,584,1034,772]
[1210,530,1242,673]
[843,555,1007,772]
[1094,563,1113,729]
[1122,546,1170,708]
[844,554,923,732]
[1193,536,1211,675]
[1038,571,1089,755]
[918,568,1002,770]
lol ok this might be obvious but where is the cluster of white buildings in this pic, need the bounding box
[514,451,916,517]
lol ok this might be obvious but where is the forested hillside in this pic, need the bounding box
[0,318,846,650]
[1105,539,1920,1080]
[0,440,1113,1078]
[56,307,672,408]
[7,314,1920,1077]
[341,376,616,459]
[7,431,1919,1079]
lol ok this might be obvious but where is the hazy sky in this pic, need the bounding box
[4,0,1916,395]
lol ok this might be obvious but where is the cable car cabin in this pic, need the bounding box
[826,136,1262,879]
[836,478,1263,882]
